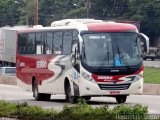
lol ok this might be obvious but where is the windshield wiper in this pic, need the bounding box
[97,52,110,72]
[116,43,131,70]
[106,40,110,64]
[82,41,86,59]
[98,45,111,72]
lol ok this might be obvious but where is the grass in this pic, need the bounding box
[144,67,160,84]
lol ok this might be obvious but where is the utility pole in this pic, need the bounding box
[26,0,29,25]
[85,0,91,18]
[34,0,38,25]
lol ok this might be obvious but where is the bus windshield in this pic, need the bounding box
[81,32,142,67]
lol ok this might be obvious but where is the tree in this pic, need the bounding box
[15,0,34,25]
[123,0,160,46]
[0,0,17,26]
[0,0,160,46]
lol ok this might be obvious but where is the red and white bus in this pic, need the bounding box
[16,19,149,103]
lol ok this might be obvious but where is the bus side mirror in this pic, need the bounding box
[139,33,149,53]
[71,40,80,65]
[79,54,82,59]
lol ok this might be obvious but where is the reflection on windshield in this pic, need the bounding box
[81,32,142,67]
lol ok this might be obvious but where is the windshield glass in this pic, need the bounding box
[81,32,142,67]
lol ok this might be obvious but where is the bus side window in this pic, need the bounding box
[36,32,44,55]
[19,46,26,54]
[23,47,26,54]
[19,47,23,54]
[63,30,73,54]
[18,33,28,54]
[53,31,63,55]
[45,32,53,54]
[27,46,34,54]
[27,33,35,54]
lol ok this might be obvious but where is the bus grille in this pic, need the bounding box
[98,83,131,90]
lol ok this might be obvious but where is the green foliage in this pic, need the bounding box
[126,0,160,45]
[0,100,17,118]
[113,104,148,120]
[64,7,86,19]
[0,100,57,120]
[16,0,34,25]
[0,100,151,120]
[0,0,160,45]
[0,0,16,26]
[16,102,57,120]
[56,100,112,120]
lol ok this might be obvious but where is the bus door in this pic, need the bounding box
[71,40,80,86]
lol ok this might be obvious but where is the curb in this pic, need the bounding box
[0,76,160,95]
[143,83,160,95]
[0,75,17,85]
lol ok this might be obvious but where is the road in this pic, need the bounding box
[144,59,160,67]
[0,84,160,114]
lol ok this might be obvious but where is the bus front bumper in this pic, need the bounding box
[79,78,143,96]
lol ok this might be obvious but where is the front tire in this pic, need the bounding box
[65,83,77,103]
[33,80,51,101]
[116,95,127,104]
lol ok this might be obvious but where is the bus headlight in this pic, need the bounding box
[81,72,96,83]
[134,72,143,82]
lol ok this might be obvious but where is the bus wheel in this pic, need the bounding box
[65,83,77,103]
[116,95,127,104]
[83,96,91,101]
[33,80,51,101]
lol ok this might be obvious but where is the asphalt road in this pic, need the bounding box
[0,84,160,114]
[144,59,160,67]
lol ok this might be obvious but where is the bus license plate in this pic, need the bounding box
[110,91,120,95]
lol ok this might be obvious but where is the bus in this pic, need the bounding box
[16,19,149,103]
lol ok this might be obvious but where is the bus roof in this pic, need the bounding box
[86,22,137,32]
[50,19,138,32]
[10,19,138,33]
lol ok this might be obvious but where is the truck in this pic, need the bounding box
[0,26,28,67]
[143,47,160,60]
